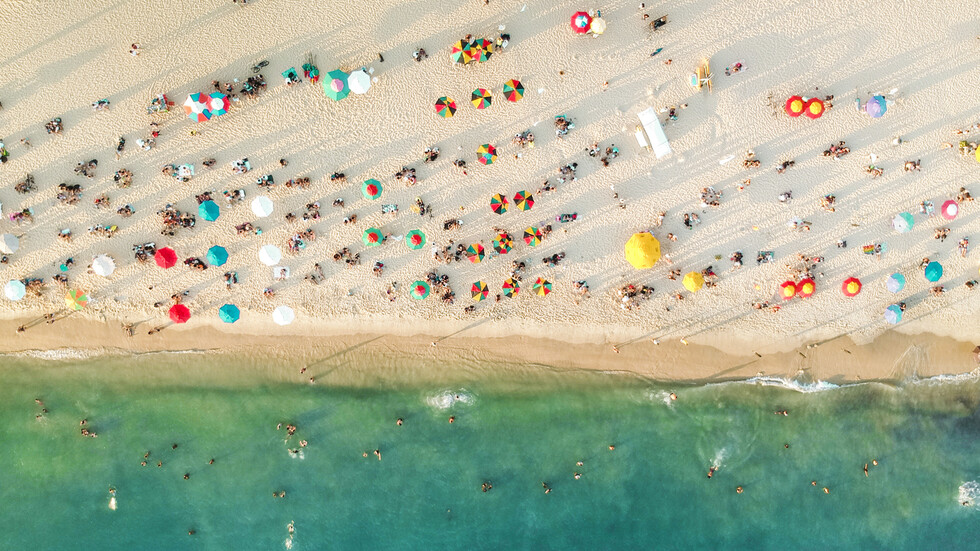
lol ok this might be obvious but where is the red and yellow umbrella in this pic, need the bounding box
[797,278,816,298]
[451,41,472,64]
[779,280,797,300]
[435,97,457,118]
[472,281,489,301]
[841,277,862,297]
[533,277,552,296]
[65,289,88,311]
[503,79,524,102]
[803,98,824,119]
[467,243,485,263]
[502,278,520,297]
[523,227,542,247]
[513,190,534,211]
[169,303,191,324]
[471,88,492,109]
[478,143,497,165]
[493,232,513,254]
[490,193,508,214]
[785,95,805,117]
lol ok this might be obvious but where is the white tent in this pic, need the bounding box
[637,107,672,159]
[258,245,282,266]
[0,233,19,254]
[272,305,295,326]
[4,280,25,301]
[92,254,116,277]
[251,196,274,218]
[348,69,371,94]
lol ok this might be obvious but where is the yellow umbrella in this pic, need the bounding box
[624,232,661,269]
[682,272,704,293]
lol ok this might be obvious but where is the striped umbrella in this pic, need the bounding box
[410,280,430,300]
[208,92,230,116]
[523,227,542,247]
[362,227,384,247]
[865,95,887,118]
[322,69,350,101]
[207,245,229,266]
[155,247,177,269]
[198,200,220,221]
[472,281,489,301]
[478,144,497,165]
[65,289,88,310]
[451,40,472,64]
[503,79,524,102]
[884,304,903,324]
[533,277,552,296]
[406,230,426,250]
[490,193,508,214]
[218,304,240,323]
[362,179,383,200]
[886,273,906,293]
[473,38,493,62]
[471,88,492,109]
[797,278,816,298]
[183,93,211,122]
[513,190,534,211]
[892,212,914,233]
[779,281,797,300]
[467,243,485,263]
[169,304,191,324]
[435,97,457,118]
[502,278,520,297]
[841,277,862,297]
[493,233,513,254]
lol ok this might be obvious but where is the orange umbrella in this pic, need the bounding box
[841,277,861,297]
[797,278,816,298]
[779,281,797,300]
[785,96,804,117]
[803,98,824,119]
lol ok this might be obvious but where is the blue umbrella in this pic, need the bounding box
[218,304,240,323]
[865,96,887,118]
[886,273,906,293]
[884,304,902,324]
[199,200,220,221]
[207,245,229,266]
[924,261,943,282]
[892,212,913,233]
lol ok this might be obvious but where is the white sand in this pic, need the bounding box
[2,0,980,362]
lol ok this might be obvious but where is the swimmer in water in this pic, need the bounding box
[736,486,743,494]
[396,418,403,426]
[864,463,869,477]
[574,473,581,480]
[542,482,551,494]
[669,392,677,401]
[823,487,830,494]
[373,449,381,461]
[811,481,817,486]
[872,459,878,466]
[707,466,716,479]
[183,473,189,480]
[449,416,455,423]
[609,445,615,451]
[576,461,583,467]
[209,458,214,465]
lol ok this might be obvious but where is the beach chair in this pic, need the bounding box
[637,107,672,158]
[690,59,713,92]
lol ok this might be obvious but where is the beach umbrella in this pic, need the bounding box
[941,200,959,220]
[493,233,513,254]
[272,305,295,326]
[4,280,25,301]
[503,79,524,102]
[779,281,797,300]
[258,245,282,266]
[198,200,220,221]
[92,254,115,277]
[490,193,508,214]
[892,212,914,233]
[472,281,489,301]
[183,93,211,122]
[683,272,704,293]
[469,39,493,62]
[478,144,497,165]
[976,146,980,164]
[435,96,457,118]
[471,88,492,109]
[208,92,230,116]
[362,227,383,247]
[218,304,240,324]
[322,69,350,101]
[785,95,804,117]
[451,40,472,64]
[803,98,824,119]
[589,17,607,34]
[842,277,862,297]
[502,278,520,297]
[410,281,430,300]
[251,196,274,218]
[624,232,661,269]
[513,190,534,211]
[65,289,88,310]
[467,243,485,263]
[523,227,542,247]
[533,277,552,296]
[206,245,229,267]
[155,247,177,269]
[406,230,426,250]
[886,273,906,293]
[169,303,191,324]
[0,233,19,254]
[362,179,383,200]
[884,304,903,324]
[924,261,943,282]
[865,95,887,118]
[348,69,371,94]
[570,11,592,33]
[797,278,816,298]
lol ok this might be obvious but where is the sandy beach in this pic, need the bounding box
[2,0,980,380]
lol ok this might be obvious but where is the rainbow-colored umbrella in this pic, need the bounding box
[523,227,542,247]
[503,79,524,102]
[490,193,508,214]
[478,143,497,165]
[362,179,383,200]
[533,277,552,296]
[451,40,472,64]
[362,227,383,247]
[473,38,493,62]
[406,230,426,250]
[471,88,492,109]
[797,278,816,298]
[472,281,489,301]
[467,243,485,263]
[502,278,520,297]
[410,280,430,300]
[183,93,211,122]
[65,289,88,311]
[322,69,350,101]
[493,232,513,254]
[513,190,533,211]
[435,96,457,118]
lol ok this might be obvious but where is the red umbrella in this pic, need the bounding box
[155,247,177,268]
[797,278,816,298]
[803,98,824,119]
[785,96,804,117]
[841,277,862,297]
[570,11,592,33]
[779,281,797,300]
[169,303,191,324]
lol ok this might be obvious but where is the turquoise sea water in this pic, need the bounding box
[0,352,978,550]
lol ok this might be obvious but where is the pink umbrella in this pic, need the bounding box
[941,200,958,220]
[570,11,592,34]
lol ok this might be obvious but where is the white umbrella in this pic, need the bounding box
[251,196,274,218]
[92,254,115,277]
[0,233,19,254]
[272,305,295,326]
[348,69,371,94]
[258,245,282,266]
[4,280,25,301]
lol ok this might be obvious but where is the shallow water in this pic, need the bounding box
[0,352,977,550]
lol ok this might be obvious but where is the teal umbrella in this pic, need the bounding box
[892,212,913,233]
[207,245,229,266]
[884,304,902,324]
[199,200,220,221]
[322,69,350,101]
[218,304,240,323]
[924,261,943,282]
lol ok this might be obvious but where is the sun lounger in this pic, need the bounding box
[637,107,672,159]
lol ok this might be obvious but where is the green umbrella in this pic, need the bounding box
[218,304,240,323]
[206,245,229,266]
[410,280,430,300]
[198,200,220,221]
[362,227,384,247]
[406,230,426,250]
[362,179,383,200]
[322,69,350,101]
